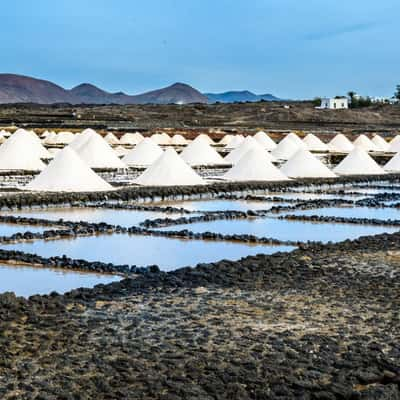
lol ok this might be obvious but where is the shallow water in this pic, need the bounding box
[151,199,289,212]
[158,217,399,243]
[2,234,295,271]
[0,223,48,236]
[1,207,189,227]
[264,192,368,201]
[289,206,400,221]
[0,264,121,297]
[348,188,400,195]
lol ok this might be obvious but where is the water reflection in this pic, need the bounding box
[1,207,188,227]
[290,206,400,221]
[264,192,369,201]
[151,199,289,212]
[0,264,120,297]
[158,217,399,243]
[0,224,47,236]
[2,234,295,271]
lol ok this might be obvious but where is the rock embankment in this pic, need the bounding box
[0,231,399,399]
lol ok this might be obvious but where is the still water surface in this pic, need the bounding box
[0,263,120,297]
[289,206,400,220]
[158,217,398,243]
[2,234,295,271]
[2,207,188,227]
[0,223,48,236]
[150,199,289,212]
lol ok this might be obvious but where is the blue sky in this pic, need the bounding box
[1,0,399,99]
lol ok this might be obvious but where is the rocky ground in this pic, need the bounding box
[1,102,400,134]
[0,232,399,399]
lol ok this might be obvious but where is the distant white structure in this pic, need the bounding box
[319,98,348,110]
[367,97,398,104]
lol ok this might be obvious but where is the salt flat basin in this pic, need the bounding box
[346,188,400,195]
[264,192,370,201]
[355,181,400,188]
[289,206,400,221]
[150,199,290,212]
[0,223,48,236]
[2,234,295,271]
[0,263,120,297]
[157,218,399,243]
[1,207,190,227]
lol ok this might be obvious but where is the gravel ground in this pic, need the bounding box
[0,232,399,399]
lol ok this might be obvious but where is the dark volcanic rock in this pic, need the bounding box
[0,231,399,398]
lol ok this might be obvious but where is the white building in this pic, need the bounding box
[371,97,399,105]
[319,98,348,110]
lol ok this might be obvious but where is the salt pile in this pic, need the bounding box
[225,136,270,164]
[151,133,170,145]
[122,138,163,166]
[104,132,120,145]
[134,148,205,186]
[44,131,57,145]
[51,131,75,145]
[57,131,75,144]
[223,148,288,182]
[171,134,188,145]
[353,134,379,152]
[195,133,214,145]
[286,132,304,146]
[180,140,225,166]
[75,133,126,169]
[69,128,97,150]
[371,135,389,151]
[280,149,336,178]
[303,133,329,152]
[271,136,302,160]
[48,148,61,156]
[18,129,50,158]
[328,134,354,153]
[254,131,277,150]
[6,128,50,158]
[25,147,113,192]
[333,147,386,175]
[220,135,233,145]
[120,132,144,145]
[384,153,400,172]
[388,136,400,153]
[114,146,129,157]
[0,129,46,170]
[226,135,244,148]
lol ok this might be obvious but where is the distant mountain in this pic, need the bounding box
[0,74,208,105]
[133,83,208,104]
[205,90,280,103]
[69,83,117,104]
[0,74,80,104]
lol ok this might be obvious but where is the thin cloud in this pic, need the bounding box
[305,22,377,41]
